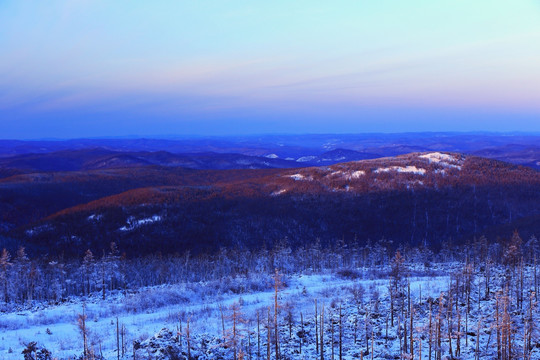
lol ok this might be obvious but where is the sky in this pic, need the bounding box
[1,0,540,139]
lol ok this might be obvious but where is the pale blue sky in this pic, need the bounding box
[1,1,540,138]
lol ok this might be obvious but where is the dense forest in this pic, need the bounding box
[2,153,540,258]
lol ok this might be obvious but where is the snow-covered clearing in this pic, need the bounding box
[326,170,365,180]
[2,261,538,360]
[0,269,448,360]
[419,152,463,169]
[286,173,313,181]
[351,170,365,178]
[374,166,426,175]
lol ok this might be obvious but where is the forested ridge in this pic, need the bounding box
[1,152,538,258]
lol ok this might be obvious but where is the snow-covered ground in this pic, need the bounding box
[419,152,463,170]
[0,268,449,360]
[2,262,538,360]
[119,215,162,232]
[374,166,426,175]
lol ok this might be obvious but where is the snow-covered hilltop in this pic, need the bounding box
[276,152,471,193]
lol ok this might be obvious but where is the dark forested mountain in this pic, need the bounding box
[1,150,539,257]
[472,144,540,170]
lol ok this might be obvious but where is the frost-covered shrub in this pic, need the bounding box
[336,269,361,279]
[22,342,52,360]
[132,329,182,360]
[216,275,274,295]
[346,283,365,304]
[131,328,227,360]
[124,288,190,313]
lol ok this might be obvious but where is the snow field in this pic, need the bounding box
[0,268,449,360]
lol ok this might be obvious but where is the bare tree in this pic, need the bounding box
[77,303,89,360]
[223,302,247,360]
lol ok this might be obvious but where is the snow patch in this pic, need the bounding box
[288,174,304,180]
[296,156,317,162]
[434,168,446,175]
[326,169,365,180]
[271,189,287,196]
[87,214,103,222]
[375,166,426,175]
[419,152,456,163]
[419,152,463,170]
[25,224,53,236]
[265,154,278,159]
[119,215,162,231]
[406,180,424,190]
[286,173,312,181]
[351,170,365,178]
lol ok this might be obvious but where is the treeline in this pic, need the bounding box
[1,231,539,306]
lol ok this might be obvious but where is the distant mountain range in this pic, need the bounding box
[1,132,540,169]
[0,148,301,173]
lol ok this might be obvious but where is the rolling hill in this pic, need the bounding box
[0,148,301,175]
[2,151,539,257]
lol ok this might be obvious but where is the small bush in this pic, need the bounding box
[336,269,361,279]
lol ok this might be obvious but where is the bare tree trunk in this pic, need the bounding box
[496,295,501,360]
[79,304,88,360]
[535,254,538,302]
[320,304,325,360]
[101,255,106,300]
[339,305,343,360]
[410,293,414,359]
[456,300,461,358]
[221,304,226,338]
[428,302,432,360]
[315,299,319,355]
[475,317,481,360]
[248,322,252,360]
[122,324,126,357]
[398,315,402,357]
[370,327,374,360]
[267,308,271,360]
[403,311,408,355]
[389,281,394,327]
[187,318,191,360]
[447,289,453,358]
[437,294,443,360]
[274,270,280,360]
[331,315,334,360]
[300,312,304,354]
[116,317,120,360]
[354,306,358,345]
